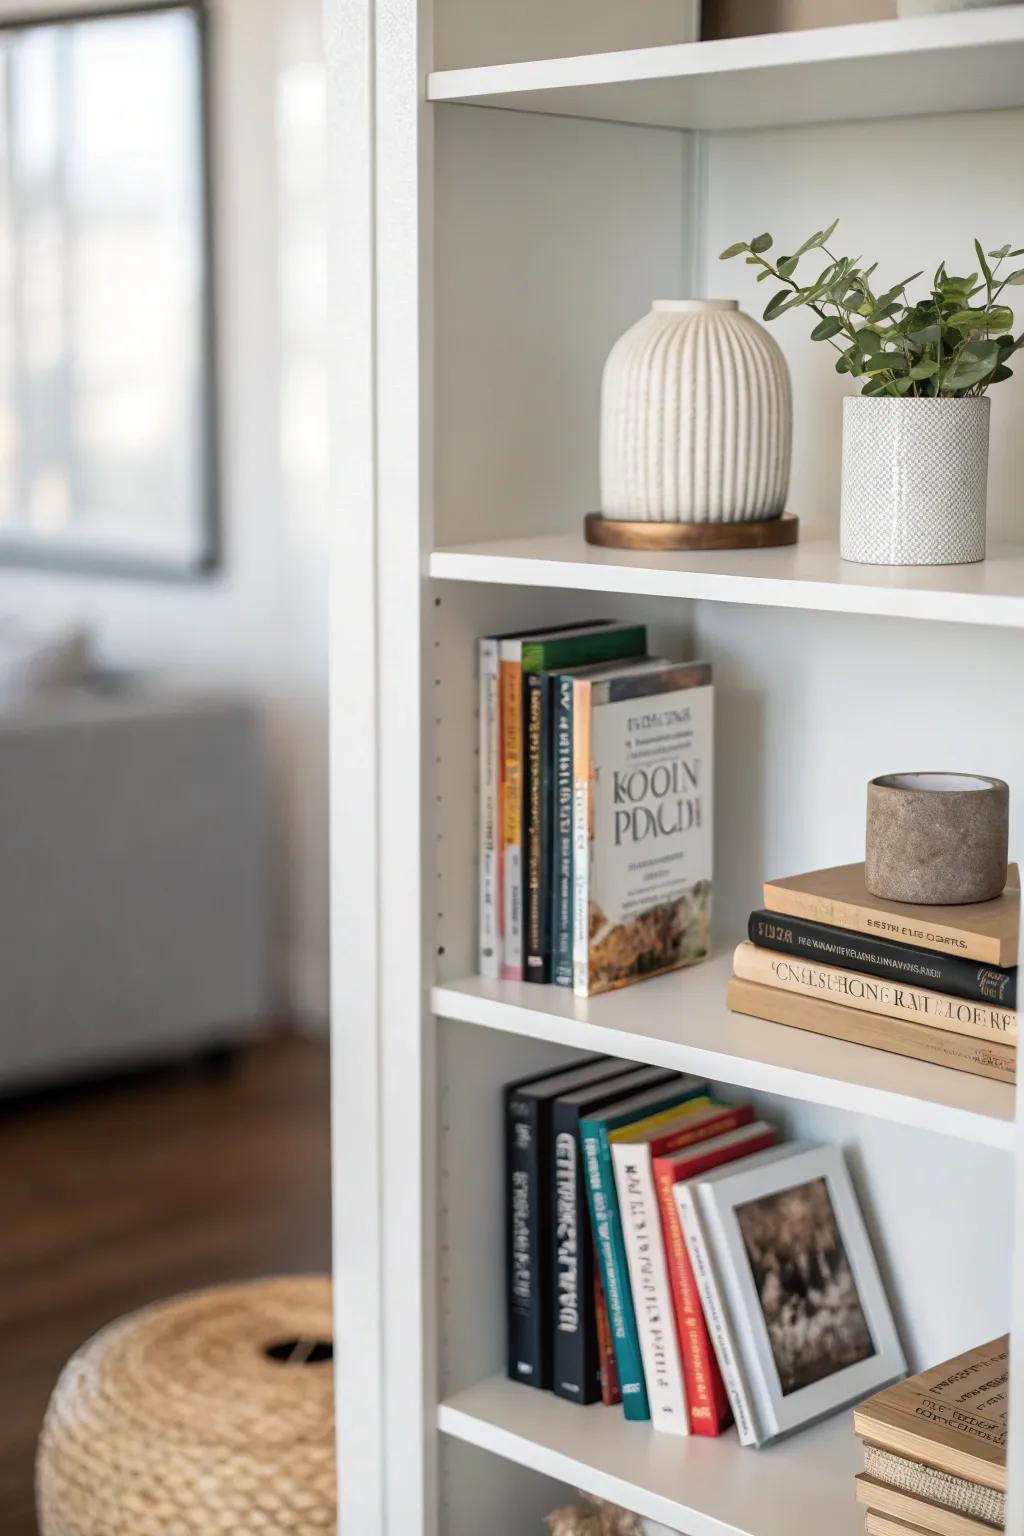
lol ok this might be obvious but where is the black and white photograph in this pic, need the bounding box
[735,1176,875,1396]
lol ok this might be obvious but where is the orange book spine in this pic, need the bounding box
[593,1254,620,1406]
[500,657,524,980]
[653,1163,728,1435]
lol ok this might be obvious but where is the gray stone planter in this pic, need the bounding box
[840,396,990,566]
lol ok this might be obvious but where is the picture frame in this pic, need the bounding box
[696,1141,906,1443]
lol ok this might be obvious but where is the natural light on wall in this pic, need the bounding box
[0,3,212,574]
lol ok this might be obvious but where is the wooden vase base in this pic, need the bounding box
[584,511,799,551]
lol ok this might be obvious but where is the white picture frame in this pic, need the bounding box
[696,1142,906,1442]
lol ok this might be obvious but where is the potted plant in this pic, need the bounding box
[721,223,1024,565]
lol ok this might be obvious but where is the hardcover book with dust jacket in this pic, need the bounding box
[571,658,713,998]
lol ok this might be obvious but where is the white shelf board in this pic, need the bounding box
[432,952,1016,1150]
[428,11,1024,132]
[439,1374,861,1536]
[429,531,1024,629]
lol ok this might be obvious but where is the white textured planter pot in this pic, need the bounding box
[840,396,991,566]
[600,299,792,524]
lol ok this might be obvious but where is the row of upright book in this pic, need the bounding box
[728,860,1019,1083]
[506,1053,904,1443]
[479,620,713,996]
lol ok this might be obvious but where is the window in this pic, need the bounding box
[0,2,215,575]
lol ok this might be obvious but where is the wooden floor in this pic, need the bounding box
[0,1033,331,1536]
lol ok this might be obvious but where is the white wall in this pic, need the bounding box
[0,0,330,1026]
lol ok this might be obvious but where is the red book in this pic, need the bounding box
[653,1120,777,1435]
[593,1256,620,1405]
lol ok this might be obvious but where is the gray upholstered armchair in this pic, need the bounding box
[0,682,273,1091]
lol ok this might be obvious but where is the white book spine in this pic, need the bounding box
[675,1182,759,1447]
[612,1141,689,1435]
[571,679,589,996]
[478,639,500,979]
[499,639,523,979]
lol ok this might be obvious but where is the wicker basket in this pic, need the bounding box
[37,1275,336,1535]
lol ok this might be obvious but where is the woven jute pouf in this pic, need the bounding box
[37,1275,336,1536]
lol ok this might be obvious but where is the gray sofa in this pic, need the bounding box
[0,682,272,1091]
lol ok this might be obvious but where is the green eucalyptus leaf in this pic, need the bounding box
[892,375,916,395]
[975,240,993,285]
[755,269,773,282]
[763,290,790,320]
[947,306,1014,332]
[908,322,942,345]
[992,364,1014,382]
[861,352,908,375]
[750,232,773,254]
[810,315,843,340]
[940,347,999,392]
[720,242,748,259]
[861,378,890,396]
[988,245,1012,260]
[1003,269,1024,285]
[835,353,854,374]
[777,256,799,280]
[908,358,939,379]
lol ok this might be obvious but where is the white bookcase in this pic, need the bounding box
[326,6,1024,1533]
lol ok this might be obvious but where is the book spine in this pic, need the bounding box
[594,1260,621,1405]
[749,908,1017,1010]
[763,884,1007,967]
[653,1162,728,1436]
[733,942,1018,1046]
[580,1119,649,1420]
[727,977,1017,1084]
[551,675,575,988]
[551,1110,600,1404]
[500,648,524,980]
[674,1182,759,1446]
[478,640,500,978]
[505,1089,547,1386]
[524,672,550,983]
[572,679,591,997]
[612,1143,688,1435]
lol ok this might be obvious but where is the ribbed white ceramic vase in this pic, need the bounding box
[840,396,990,566]
[600,299,792,523]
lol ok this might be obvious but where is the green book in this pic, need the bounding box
[520,622,647,984]
[580,1073,708,1420]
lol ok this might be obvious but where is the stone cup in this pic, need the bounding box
[865,772,1009,905]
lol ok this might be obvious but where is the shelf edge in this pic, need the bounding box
[431,983,1016,1151]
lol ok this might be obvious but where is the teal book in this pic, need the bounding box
[521,622,647,984]
[580,1074,708,1420]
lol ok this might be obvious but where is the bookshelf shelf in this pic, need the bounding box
[430,533,1024,629]
[432,953,1016,1151]
[427,11,1024,132]
[438,1375,862,1536]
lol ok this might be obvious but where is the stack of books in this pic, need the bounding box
[727,861,1019,1083]
[854,1336,1008,1535]
[505,1054,903,1444]
[478,620,713,997]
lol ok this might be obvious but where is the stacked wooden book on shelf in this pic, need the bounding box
[728,862,1019,1083]
[853,1336,1008,1536]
